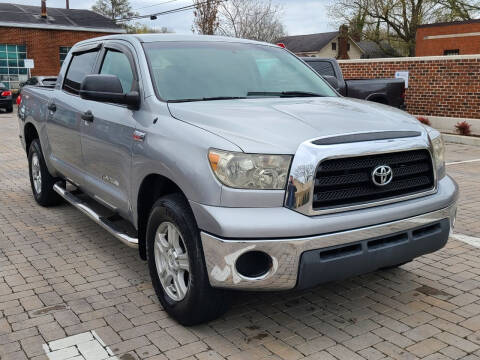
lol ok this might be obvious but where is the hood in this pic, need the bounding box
[168,97,426,154]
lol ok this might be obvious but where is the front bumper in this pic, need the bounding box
[200,199,457,291]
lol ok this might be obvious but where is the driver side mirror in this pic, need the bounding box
[322,75,339,91]
[80,74,140,109]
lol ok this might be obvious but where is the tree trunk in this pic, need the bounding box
[408,42,416,57]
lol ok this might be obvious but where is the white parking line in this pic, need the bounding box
[446,158,480,166]
[43,331,119,360]
[452,233,480,248]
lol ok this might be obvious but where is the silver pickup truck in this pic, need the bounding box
[18,34,458,325]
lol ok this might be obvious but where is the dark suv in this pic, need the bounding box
[0,82,13,113]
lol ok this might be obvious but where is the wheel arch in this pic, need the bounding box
[366,93,389,105]
[24,122,39,154]
[136,173,191,260]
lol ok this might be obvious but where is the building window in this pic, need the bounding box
[59,46,72,66]
[444,49,459,56]
[0,44,27,90]
[331,42,337,51]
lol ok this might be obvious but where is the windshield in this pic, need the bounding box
[143,41,337,102]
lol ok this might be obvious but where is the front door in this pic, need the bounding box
[80,43,138,216]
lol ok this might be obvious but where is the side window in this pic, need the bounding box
[100,50,134,93]
[63,50,99,95]
[309,61,336,78]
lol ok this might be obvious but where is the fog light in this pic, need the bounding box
[235,251,272,278]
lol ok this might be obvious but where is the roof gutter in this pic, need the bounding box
[0,21,126,33]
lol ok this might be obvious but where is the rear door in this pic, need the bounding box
[46,44,100,181]
[80,41,139,215]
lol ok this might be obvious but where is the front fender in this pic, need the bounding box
[130,113,241,228]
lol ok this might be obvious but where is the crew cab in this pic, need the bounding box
[303,57,406,108]
[18,34,458,325]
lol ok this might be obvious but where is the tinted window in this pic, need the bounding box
[0,43,27,90]
[308,61,336,78]
[63,50,99,95]
[100,50,134,93]
[144,42,336,102]
[444,49,459,56]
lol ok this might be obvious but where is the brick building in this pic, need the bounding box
[337,55,480,135]
[0,2,124,90]
[416,19,480,56]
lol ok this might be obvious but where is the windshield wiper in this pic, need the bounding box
[247,91,325,98]
[168,96,247,103]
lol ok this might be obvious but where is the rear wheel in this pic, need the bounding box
[146,194,229,325]
[28,139,63,206]
[6,106,13,113]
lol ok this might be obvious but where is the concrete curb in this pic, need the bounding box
[443,133,480,146]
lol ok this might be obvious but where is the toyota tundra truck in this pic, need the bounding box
[18,34,458,325]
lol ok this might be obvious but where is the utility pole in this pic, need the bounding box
[66,0,69,9]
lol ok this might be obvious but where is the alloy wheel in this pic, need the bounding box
[31,153,42,195]
[154,222,190,301]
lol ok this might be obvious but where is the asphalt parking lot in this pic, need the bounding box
[1,109,480,360]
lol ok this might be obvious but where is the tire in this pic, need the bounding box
[28,139,63,207]
[6,106,13,113]
[146,194,229,325]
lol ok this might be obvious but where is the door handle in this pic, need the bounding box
[81,110,94,122]
[47,103,56,112]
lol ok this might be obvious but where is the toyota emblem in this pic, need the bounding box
[372,165,393,186]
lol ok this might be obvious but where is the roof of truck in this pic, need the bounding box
[76,33,275,47]
[137,34,274,45]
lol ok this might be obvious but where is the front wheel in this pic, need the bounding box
[146,194,229,325]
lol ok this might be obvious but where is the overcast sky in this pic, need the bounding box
[1,0,336,35]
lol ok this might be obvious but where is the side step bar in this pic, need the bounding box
[53,183,139,248]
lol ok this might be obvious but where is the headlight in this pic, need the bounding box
[429,130,445,179]
[208,149,292,190]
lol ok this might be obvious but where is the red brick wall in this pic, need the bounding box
[0,27,119,76]
[338,56,480,119]
[416,21,480,56]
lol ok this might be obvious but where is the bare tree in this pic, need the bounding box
[92,0,137,21]
[293,164,315,184]
[126,24,174,34]
[328,0,480,56]
[435,0,480,20]
[218,0,287,43]
[193,0,220,35]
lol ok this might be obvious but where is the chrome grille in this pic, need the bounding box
[313,150,435,210]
